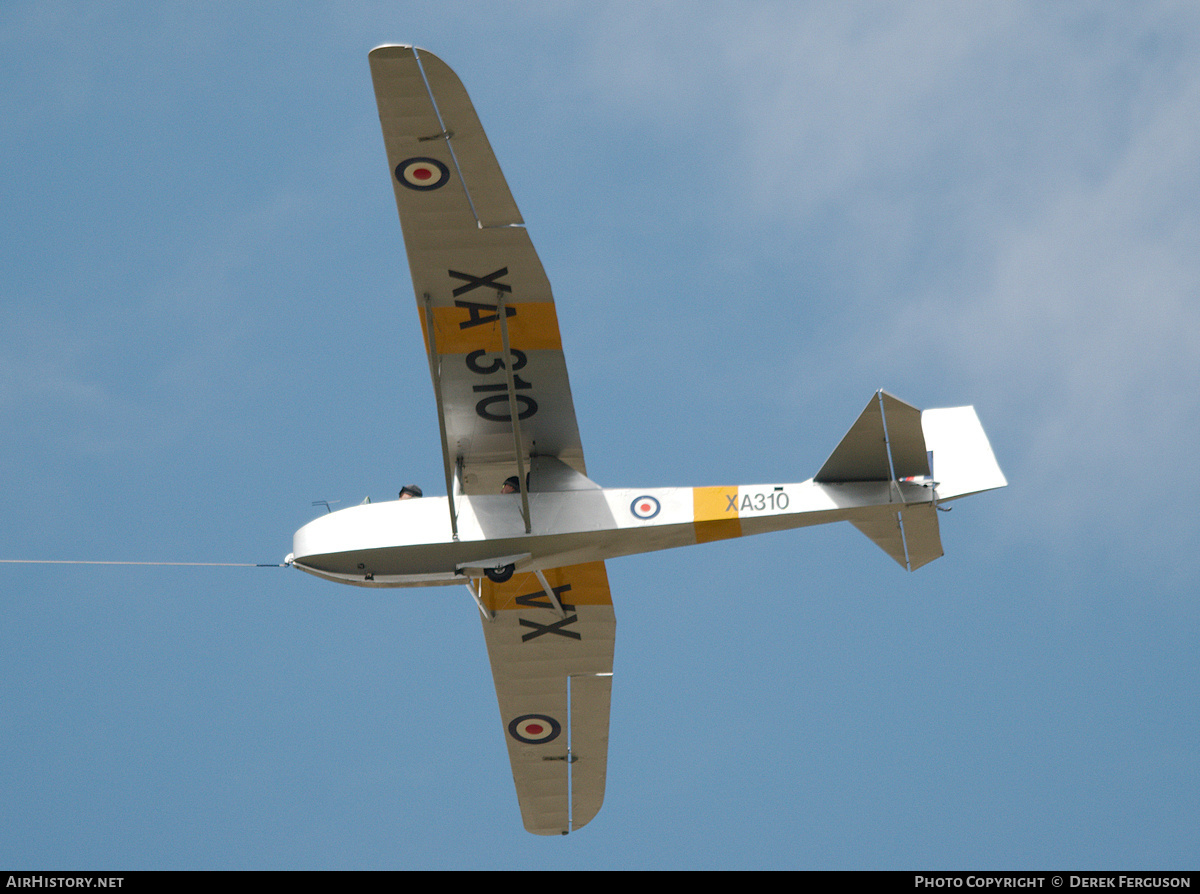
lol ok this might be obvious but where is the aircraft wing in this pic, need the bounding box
[370,47,614,834]
[479,562,616,835]
[368,45,587,495]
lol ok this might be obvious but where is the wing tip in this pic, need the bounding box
[368,43,416,59]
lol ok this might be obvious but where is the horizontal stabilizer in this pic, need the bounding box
[851,504,943,571]
[816,391,930,483]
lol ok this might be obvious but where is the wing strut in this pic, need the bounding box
[535,569,568,619]
[497,290,532,533]
[465,577,492,620]
[423,292,460,540]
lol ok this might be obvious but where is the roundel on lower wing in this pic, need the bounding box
[509,714,562,745]
[395,157,450,190]
[630,495,661,520]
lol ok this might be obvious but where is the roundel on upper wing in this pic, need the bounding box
[630,495,661,520]
[509,714,562,745]
[395,157,450,190]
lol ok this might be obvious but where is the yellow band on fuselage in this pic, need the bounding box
[692,486,742,543]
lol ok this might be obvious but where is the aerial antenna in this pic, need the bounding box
[312,500,340,514]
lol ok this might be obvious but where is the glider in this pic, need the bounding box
[287,45,1007,835]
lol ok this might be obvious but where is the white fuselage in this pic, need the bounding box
[289,479,935,587]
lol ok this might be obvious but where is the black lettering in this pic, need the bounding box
[520,615,581,642]
[448,267,511,297]
[515,584,575,612]
[466,348,527,375]
[476,394,538,421]
[455,299,516,330]
[471,375,532,393]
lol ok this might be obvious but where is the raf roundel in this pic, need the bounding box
[630,495,661,520]
[509,714,562,745]
[395,157,450,191]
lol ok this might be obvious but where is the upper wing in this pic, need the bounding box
[368,45,586,495]
[479,562,616,835]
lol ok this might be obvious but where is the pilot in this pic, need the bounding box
[500,476,520,494]
[399,484,423,500]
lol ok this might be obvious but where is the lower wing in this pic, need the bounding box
[478,561,615,835]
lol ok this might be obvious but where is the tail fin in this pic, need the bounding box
[815,392,1005,571]
[815,391,930,483]
[850,504,943,571]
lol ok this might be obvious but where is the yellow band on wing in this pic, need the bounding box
[482,561,612,613]
[420,301,564,355]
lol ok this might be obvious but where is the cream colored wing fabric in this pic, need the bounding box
[369,46,586,494]
[479,562,615,835]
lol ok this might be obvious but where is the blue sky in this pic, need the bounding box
[3,2,1198,869]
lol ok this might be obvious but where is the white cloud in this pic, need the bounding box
[931,53,1200,538]
[567,2,1200,545]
